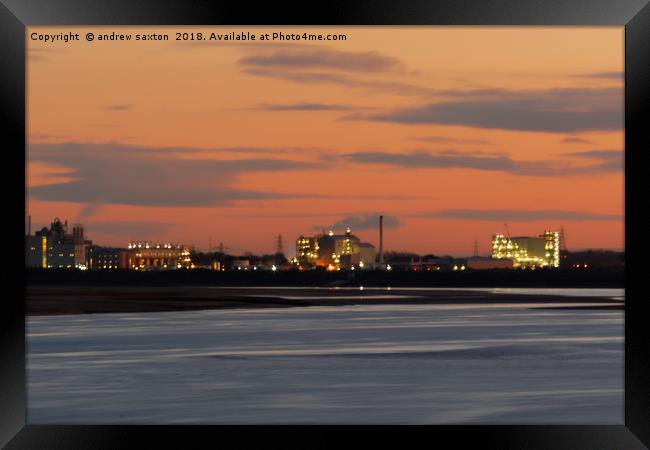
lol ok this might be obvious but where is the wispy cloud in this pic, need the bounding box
[239,49,404,73]
[77,203,103,221]
[341,149,622,176]
[84,221,179,238]
[343,87,622,133]
[242,68,433,97]
[565,149,623,160]
[560,137,592,144]
[313,213,400,232]
[28,142,321,208]
[420,209,622,221]
[409,136,493,146]
[102,104,134,111]
[562,149,623,172]
[574,71,623,80]
[249,102,357,111]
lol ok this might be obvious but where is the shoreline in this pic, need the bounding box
[26,285,624,316]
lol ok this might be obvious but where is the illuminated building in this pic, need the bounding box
[295,228,376,270]
[86,246,124,270]
[123,241,192,270]
[25,218,91,269]
[296,235,319,264]
[356,243,376,268]
[317,228,358,269]
[491,230,561,268]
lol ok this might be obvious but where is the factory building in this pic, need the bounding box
[86,246,124,270]
[296,236,319,265]
[356,242,377,268]
[123,241,192,271]
[491,230,560,268]
[295,228,376,270]
[25,218,91,269]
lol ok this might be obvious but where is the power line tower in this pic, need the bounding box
[473,239,479,257]
[276,234,284,255]
[275,234,287,265]
[218,242,230,254]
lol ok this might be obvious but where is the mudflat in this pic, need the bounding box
[26,286,623,316]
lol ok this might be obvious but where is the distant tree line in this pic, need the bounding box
[562,249,624,268]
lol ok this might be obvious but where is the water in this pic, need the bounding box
[205,286,624,296]
[27,299,623,424]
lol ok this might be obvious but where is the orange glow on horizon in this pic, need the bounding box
[26,26,624,256]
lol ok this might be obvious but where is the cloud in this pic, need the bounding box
[102,104,134,111]
[563,149,623,172]
[314,213,400,232]
[343,87,622,133]
[566,149,622,160]
[28,142,321,207]
[344,150,516,171]
[77,203,103,221]
[341,149,622,176]
[84,221,179,237]
[560,137,592,144]
[28,48,62,63]
[410,136,493,145]
[574,71,623,80]
[250,102,356,111]
[239,49,404,73]
[242,68,433,97]
[421,209,622,222]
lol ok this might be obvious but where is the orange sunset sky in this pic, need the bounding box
[26,27,624,257]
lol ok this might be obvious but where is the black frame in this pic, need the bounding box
[1,1,648,448]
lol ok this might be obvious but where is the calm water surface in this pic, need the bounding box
[27,293,623,424]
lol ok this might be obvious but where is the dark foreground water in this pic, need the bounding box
[27,291,623,424]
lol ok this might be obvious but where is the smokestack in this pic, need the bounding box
[379,215,384,265]
[28,215,31,236]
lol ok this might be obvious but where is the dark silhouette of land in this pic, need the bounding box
[26,268,624,316]
[26,267,624,288]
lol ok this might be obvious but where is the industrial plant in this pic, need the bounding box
[123,241,193,271]
[25,217,193,271]
[295,228,376,270]
[488,230,561,269]
[294,215,387,270]
[25,218,92,269]
[25,215,584,273]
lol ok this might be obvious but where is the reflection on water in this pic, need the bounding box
[27,300,623,424]
[206,286,625,299]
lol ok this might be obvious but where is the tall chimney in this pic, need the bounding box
[379,215,384,265]
[28,215,31,236]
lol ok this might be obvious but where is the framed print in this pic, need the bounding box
[1,0,648,448]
